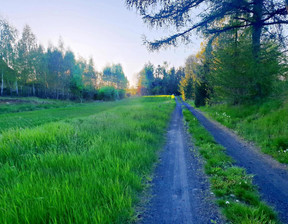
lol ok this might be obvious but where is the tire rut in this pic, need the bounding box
[182,100,288,224]
[140,97,223,224]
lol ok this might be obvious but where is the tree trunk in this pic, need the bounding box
[252,0,264,60]
[251,0,264,98]
[32,83,36,96]
[1,68,4,96]
[286,0,288,13]
[15,80,19,96]
[1,69,3,96]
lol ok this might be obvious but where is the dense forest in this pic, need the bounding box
[0,19,128,101]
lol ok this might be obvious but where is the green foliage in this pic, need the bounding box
[183,109,279,224]
[198,97,288,164]
[118,89,126,99]
[69,75,84,100]
[103,64,128,89]
[137,62,184,96]
[209,31,285,104]
[0,97,175,223]
[179,72,194,101]
[194,81,209,107]
[98,86,120,101]
[180,49,211,106]
[0,18,126,101]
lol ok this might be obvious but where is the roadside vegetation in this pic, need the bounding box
[0,96,175,223]
[183,109,279,224]
[196,95,288,164]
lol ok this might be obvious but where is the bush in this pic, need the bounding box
[97,86,126,101]
[118,89,126,99]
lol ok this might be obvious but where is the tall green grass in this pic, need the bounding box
[196,99,288,164]
[0,97,76,114]
[0,96,175,223]
[0,100,129,133]
[183,109,279,224]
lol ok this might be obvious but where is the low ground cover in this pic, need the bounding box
[0,97,76,114]
[0,99,129,133]
[0,96,175,223]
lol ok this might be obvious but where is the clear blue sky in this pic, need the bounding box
[0,0,202,86]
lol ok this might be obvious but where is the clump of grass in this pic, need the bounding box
[0,96,175,223]
[195,99,288,164]
[183,109,279,224]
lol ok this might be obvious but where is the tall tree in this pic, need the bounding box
[208,30,283,104]
[126,0,288,57]
[102,64,128,89]
[179,56,200,101]
[137,63,154,95]
[16,25,38,95]
[0,19,17,95]
[47,46,64,98]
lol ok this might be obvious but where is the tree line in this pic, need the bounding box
[0,18,128,101]
[128,0,288,106]
[136,62,185,96]
[180,31,287,106]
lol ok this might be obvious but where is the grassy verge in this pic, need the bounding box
[183,109,279,224]
[196,99,288,164]
[0,96,175,223]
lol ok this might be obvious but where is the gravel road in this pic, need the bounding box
[140,98,223,224]
[182,100,288,224]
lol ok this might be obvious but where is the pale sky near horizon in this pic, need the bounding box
[0,0,202,86]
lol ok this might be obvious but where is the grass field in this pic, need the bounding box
[0,99,130,133]
[0,97,76,114]
[194,98,288,164]
[0,96,175,223]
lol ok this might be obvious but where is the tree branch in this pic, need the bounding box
[262,7,287,22]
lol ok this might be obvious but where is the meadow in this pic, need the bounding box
[0,98,123,133]
[0,96,175,223]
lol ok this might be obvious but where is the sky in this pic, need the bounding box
[0,0,202,86]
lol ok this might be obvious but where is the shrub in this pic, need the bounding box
[98,86,118,101]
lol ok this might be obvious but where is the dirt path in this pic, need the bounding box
[140,98,223,224]
[182,100,288,224]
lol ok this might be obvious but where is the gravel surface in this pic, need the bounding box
[182,100,288,224]
[140,98,224,224]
